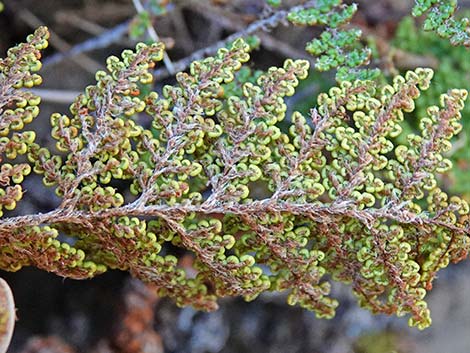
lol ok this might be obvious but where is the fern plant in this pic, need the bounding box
[0,26,468,331]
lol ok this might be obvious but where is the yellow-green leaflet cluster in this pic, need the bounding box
[0,27,469,329]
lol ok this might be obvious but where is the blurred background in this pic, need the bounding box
[1,0,470,352]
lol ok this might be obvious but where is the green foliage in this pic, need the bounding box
[393,16,470,198]
[287,0,380,81]
[129,0,171,39]
[130,11,152,39]
[0,27,469,330]
[412,0,470,47]
[266,0,282,7]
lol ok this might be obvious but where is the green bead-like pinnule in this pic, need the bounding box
[412,0,470,47]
